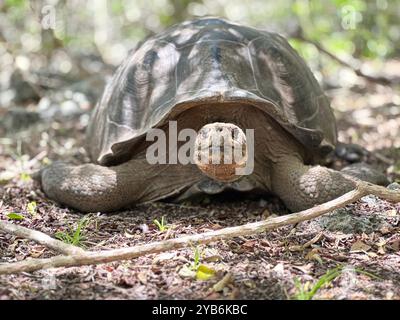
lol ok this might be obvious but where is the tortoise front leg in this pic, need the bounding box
[271,155,359,212]
[37,159,202,212]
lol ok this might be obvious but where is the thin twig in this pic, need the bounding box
[373,152,394,166]
[296,35,399,86]
[0,220,85,255]
[0,181,398,275]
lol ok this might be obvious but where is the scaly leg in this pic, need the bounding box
[271,155,359,212]
[37,158,202,212]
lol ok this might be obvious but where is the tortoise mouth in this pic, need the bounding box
[195,162,247,183]
[194,122,248,182]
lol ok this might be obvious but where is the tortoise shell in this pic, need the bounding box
[87,18,337,165]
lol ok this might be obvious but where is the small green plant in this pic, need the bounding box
[7,212,25,220]
[153,216,168,232]
[178,246,216,281]
[20,172,31,182]
[292,266,380,300]
[293,266,343,300]
[353,268,381,280]
[190,247,216,280]
[26,201,37,216]
[55,217,90,247]
[190,246,202,271]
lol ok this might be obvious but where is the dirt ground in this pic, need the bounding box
[0,73,400,300]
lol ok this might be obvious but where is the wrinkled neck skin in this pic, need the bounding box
[138,102,306,195]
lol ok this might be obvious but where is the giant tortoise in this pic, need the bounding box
[38,18,387,212]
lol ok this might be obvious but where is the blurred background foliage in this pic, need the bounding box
[1,0,399,77]
[0,0,399,182]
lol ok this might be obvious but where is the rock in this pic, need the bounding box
[387,182,400,190]
[341,163,389,186]
[360,195,379,205]
[335,143,366,163]
[272,263,285,276]
[320,208,389,234]
[178,266,196,279]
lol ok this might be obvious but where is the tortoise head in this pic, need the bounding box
[193,122,248,182]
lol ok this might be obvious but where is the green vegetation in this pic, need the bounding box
[190,247,216,280]
[293,266,343,300]
[1,0,398,70]
[292,265,380,300]
[190,246,202,271]
[19,172,31,182]
[153,216,169,232]
[55,217,90,247]
[178,246,216,281]
[6,212,25,220]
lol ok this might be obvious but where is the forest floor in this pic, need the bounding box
[0,67,400,299]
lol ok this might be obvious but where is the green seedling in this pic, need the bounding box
[178,246,216,281]
[190,246,202,271]
[55,217,90,247]
[190,246,216,280]
[153,216,168,232]
[292,266,380,300]
[352,268,381,280]
[293,266,343,300]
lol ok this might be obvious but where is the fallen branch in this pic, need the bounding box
[0,182,399,275]
[0,220,85,255]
